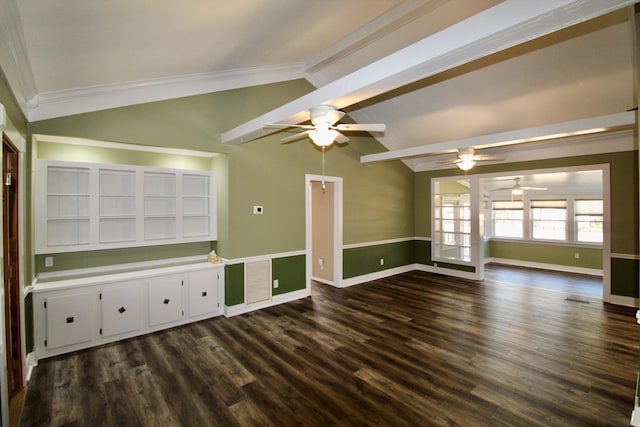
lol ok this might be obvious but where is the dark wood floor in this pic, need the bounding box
[484,263,602,299]
[21,270,638,426]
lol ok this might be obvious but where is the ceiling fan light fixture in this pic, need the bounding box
[309,128,338,147]
[457,155,475,171]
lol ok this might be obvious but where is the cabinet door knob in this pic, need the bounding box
[66,316,74,324]
[163,298,170,304]
[118,306,126,314]
[201,291,207,297]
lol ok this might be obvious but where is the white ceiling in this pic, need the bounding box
[0,0,638,194]
[481,169,603,197]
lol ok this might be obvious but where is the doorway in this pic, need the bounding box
[306,174,343,289]
[2,134,23,403]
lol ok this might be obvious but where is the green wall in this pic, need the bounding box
[343,241,415,279]
[224,254,306,307]
[0,71,27,135]
[29,80,415,265]
[488,240,603,269]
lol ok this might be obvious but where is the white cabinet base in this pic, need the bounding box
[101,282,144,337]
[33,262,224,359]
[44,291,95,349]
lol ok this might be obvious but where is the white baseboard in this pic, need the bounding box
[414,263,480,280]
[25,352,37,382]
[486,257,602,276]
[607,294,639,307]
[631,374,640,427]
[340,265,415,288]
[224,288,310,317]
[312,276,336,287]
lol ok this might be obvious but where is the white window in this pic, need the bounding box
[531,200,566,241]
[575,199,603,243]
[433,189,471,262]
[492,201,523,238]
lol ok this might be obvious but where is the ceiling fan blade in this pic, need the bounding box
[520,186,548,191]
[335,123,386,132]
[325,110,345,126]
[265,123,314,130]
[335,132,349,144]
[436,158,461,165]
[281,131,310,143]
[473,155,505,162]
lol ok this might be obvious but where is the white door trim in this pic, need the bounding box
[305,174,343,289]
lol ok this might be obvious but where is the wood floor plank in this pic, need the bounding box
[21,270,639,426]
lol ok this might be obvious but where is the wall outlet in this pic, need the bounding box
[574,252,580,259]
[273,279,279,288]
[253,205,263,214]
[380,258,384,266]
[45,256,54,267]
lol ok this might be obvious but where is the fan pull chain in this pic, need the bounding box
[321,146,326,193]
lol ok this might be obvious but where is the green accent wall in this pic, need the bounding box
[432,261,476,273]
[611,258,639,298]
[343,241,415,279]
[24,294,33,353]
[414,240,432,265]
[34,242,213,274]
[488,240,602,269]
[225,255,306,304]
[272,255,306,296]
[225,263,245,306]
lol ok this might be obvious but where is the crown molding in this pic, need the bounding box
[27,63,306,122]
[0,0,38,114]
[33,133,220,158]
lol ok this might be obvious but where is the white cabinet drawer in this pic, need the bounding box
[188,269,219,317]
[33,263,224,359]
[101,282,144,337]
[149,276,184,326]
[45,291,95,349]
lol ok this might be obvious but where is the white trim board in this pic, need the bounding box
[341,265,415,288]
[33,134,220,158]
[27,64,306,121]
[224,288,310,318]
[343,237,414,250]
[223,250,306,265]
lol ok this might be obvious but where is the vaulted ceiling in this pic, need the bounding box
[1,0,638,177]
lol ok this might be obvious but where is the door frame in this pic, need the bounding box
[3,135,23,398]
[305,174,343,289]
[0,106,27,427]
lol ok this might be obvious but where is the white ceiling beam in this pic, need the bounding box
[221,0,637,145]
[360,111,636,163]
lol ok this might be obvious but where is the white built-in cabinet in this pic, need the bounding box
[35,160,217,254]
[33,263,224,359]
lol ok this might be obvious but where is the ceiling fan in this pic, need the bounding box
[491,177,548,199]
[265,105,386,147]
[436,147,505,171]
